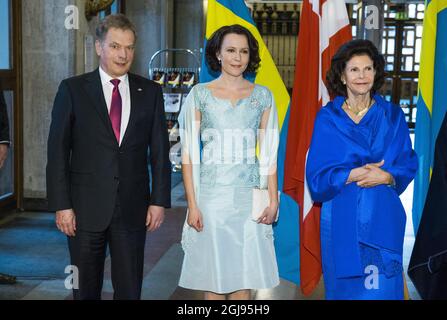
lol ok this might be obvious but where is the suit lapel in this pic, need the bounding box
[121,74,142,147]
[83,69,116,142]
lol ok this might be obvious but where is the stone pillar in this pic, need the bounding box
[173,0,204,70]
[21,0,90,204]
[74,1,99,75]
[125,0,174,78]
[22,0,74,200]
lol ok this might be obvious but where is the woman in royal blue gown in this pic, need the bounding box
[306,39,418,300]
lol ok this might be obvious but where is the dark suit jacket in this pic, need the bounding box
[0,81,10,143]
[46,69,171,232]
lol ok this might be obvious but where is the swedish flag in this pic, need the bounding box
[200,0,300,285]
[409,0,447,299]
[412,0,447,233]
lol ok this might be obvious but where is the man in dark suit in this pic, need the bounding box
[46,14,171,300]
[0,80,17,285]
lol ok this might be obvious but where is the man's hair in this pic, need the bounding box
[95,14,137,43]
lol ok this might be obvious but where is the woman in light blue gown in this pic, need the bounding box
[178,25,280,300]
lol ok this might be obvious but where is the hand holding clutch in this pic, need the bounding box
[251,188,280,223]
[187,207,203,232]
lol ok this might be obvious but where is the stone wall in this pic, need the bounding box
[22,0,78,199]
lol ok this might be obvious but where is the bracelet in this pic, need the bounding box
[387,175,396,188]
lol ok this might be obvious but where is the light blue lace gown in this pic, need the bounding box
[179,83,280,294]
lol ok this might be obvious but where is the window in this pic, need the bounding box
[0,0,11,69]
[0,0,20,208]
[250,1,425,129]
[347,2,424,130]
[250,2,300,92]
[380,3,424,130]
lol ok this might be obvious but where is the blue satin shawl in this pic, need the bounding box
[306,95,418,278]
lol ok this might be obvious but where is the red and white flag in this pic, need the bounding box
[283,0,352,295]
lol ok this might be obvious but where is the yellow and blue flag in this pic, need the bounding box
[412,0,447,233]
[409,0,447,299]
[200,0,300,285]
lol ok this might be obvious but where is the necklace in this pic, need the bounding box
[345,98,371,117]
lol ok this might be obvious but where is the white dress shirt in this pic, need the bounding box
[99,66,131,146]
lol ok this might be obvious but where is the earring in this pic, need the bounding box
[218,59,222,65]
[342,80,346,85]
